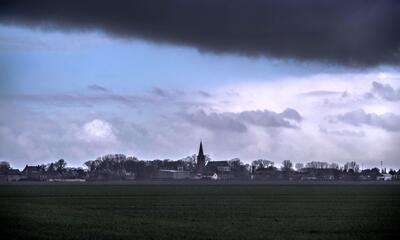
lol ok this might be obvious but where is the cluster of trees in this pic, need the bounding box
[251,160,362,173]
[250,159,400,180]
[0,161,11,174]
[83,154,188,180]
[82,154,250,180]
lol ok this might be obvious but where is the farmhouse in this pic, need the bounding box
[22,165,46,181]
[377,173,392,181]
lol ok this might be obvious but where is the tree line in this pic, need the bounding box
[1,155,399,181]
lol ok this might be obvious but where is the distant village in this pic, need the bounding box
[1,142,399,182]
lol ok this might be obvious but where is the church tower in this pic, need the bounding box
[197,141,206,169]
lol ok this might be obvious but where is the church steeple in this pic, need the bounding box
[198,141,204,158]
[197,141,206,169]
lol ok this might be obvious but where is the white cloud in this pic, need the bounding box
[79,119,117,142]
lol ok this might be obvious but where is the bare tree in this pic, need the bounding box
[295,163,304,171]
[281,160,293,172]
[54,159,67,174]
[252,159,274,170]
[306,161,329,169]
[344,161,360,172]
[329,163,339,169]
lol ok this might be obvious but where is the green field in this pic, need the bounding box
[0,182,399,240]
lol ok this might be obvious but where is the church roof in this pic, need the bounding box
[206,161,230,168]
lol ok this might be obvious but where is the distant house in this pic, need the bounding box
[22,165,46,181]
[202,172,218,180]
[206,161,233,180]
[377,173,392,181]
[7,169,25,182]
[155,169,191,180]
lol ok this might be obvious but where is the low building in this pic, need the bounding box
[202,173,218,180]
[155,169,191,180]
[7,169,25,182]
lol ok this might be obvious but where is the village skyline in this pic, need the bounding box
[2,141,399,183]
[2,139,399,171]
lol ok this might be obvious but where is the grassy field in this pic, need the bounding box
[0,182,399,240]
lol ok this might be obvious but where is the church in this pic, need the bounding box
[195,141,232,179]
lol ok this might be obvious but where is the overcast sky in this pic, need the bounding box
[1,0,400,170]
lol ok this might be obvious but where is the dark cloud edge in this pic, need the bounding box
[1,0,400,67]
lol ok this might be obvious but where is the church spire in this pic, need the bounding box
[198,141,204,158]
[197,141,206,169]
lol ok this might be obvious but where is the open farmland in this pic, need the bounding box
[0,182,399,240]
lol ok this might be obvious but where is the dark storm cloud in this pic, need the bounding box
[1,0,399,67]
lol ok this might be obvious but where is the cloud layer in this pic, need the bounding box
[1,72,399,169]
[1,0,399,66]
[182,108,301,132]
[335,109,400,132]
